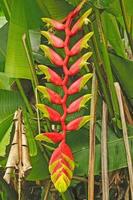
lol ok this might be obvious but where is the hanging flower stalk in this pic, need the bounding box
[36,0,93,193]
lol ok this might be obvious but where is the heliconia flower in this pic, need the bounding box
[69,52,92,76]
[40,45,64,66]
[37,86,62,104]
[71,8,92,36]
[66,116,91,131]
[67,94,92,113]
[42,18,65,30]
[38,65,63,86]
[36,104,61,122]
[69,32,93,56]
[35,132,64,144]
[68,73,93,95]
[37,1,93,194]
[49,142,75,193]
[41,31,64,48]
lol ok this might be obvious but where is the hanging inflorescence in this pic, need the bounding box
[36,0,93,193]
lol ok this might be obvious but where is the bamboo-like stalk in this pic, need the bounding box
[88,70,98,200]
[3,111,19,184]
[114,82,133,199]
[17,109,23,200]
[4,109,32,199]
[101,102,109,200]
[21,122,32,173]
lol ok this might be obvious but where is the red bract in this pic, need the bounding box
[41,31,64,48]
[40,45,64,66]
[37,86,62,104]
[36,1,93,193]
[66,116,91,131]
[70,32,93,56]
[38,65,63,86]
[68,73,93,95]
[71,8,92,36]
[69,52,92,76]
[42,18,65,30]
[49,142,75,193]
[35,132,64,143]
[37,104,61,122]
[67,94,92,113]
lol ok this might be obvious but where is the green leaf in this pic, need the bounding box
[0,89,24,121]
[0,23,8,72]
[65,0,80,6]
[91,0,131,26]
[37,0,73,20]
[124,0,133,16]
[5,0,32,79]
[23,111,37,157]
[0,90,24,156]
[91,0,121,17]
[67,124,133,176]
[0,0,11,20]
[0,72,9,89]
[0,122,13,157]
[27,144,49,181]
[0,175,17,200]
[0,114,13,142]
[23,0,42,29]
[29,30,41,54]
[110,53,133,106]
[101,11,125,58]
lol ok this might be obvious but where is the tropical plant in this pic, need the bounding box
[0,0,133,199]
[35,1,93,193]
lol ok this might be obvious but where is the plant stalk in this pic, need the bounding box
[88,70,98,200]
[115,82,133,199]
[101,101,109,200]
[43,181,51,200]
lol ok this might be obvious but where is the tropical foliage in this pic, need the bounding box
[0,0,133,199]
